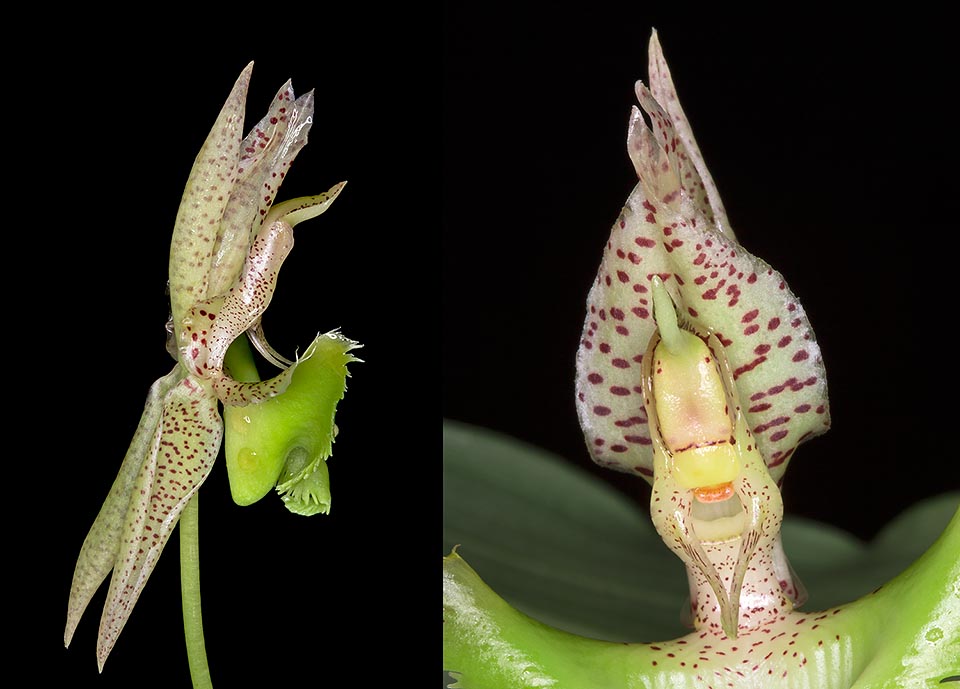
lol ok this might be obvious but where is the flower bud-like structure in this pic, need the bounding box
[575,31,829,638]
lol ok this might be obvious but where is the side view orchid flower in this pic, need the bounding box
[65,63,359,682]
[443,30,958,688]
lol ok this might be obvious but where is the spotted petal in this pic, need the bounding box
[64,364,187,648]
[575,35,829,483]
[179,185,345,405]
[168,63,252,334]
[646,29,731,239]
[96,375,223,670]
[207,84,317,300]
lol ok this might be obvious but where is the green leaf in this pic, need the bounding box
[444,419,688,642]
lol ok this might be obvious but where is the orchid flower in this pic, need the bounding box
[65,63,359,677]
[443,30,958,688]
[572,29,827,639]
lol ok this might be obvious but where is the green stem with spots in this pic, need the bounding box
[180,494,213,689]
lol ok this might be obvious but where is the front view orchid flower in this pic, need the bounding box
[443,31,958,688]
[65,63,359,682]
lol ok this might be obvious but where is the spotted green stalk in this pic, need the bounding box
[65,63,355,676]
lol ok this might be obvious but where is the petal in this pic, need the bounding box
[646,30,732,239]
[179,186,346,408]
[168,63,252,332]
[64,364,187,648]
[207,85,318,299]
[96,375,222,670]
[576,41,829,483]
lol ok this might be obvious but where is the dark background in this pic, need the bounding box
[21,8,435,687]
[443,7,960,545]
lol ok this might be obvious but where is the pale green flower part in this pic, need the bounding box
[224,331,361,514]
[65,63,353,672]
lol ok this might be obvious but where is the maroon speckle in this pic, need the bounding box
[610,386,631,396]
[778,336,793,348]
[624,435,651,444]
[599,343,611,353]
[636,237,656,248]
[617,270,630,283]
[587,373,603,384]
[593,406,611,416]
[610,307,625,320]
[742,309,759,323]
[770,429,789,442]
[616,325,630,336]
[610,444,628,453]
[632,306,650,319]
[755,416,790,433]
[768,317,781,330]
[615,416,646,427]
[611,358,630,369]
[743,324,759,336]
[733,356,767,379]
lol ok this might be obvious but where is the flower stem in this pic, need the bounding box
[180,494,213,689]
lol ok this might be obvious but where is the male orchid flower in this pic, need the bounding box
[574,29,827,639]
[443,30,958,689]
[65,63,358,671]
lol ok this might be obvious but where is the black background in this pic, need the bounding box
[24,8,435,687]
[443,5,960,548]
